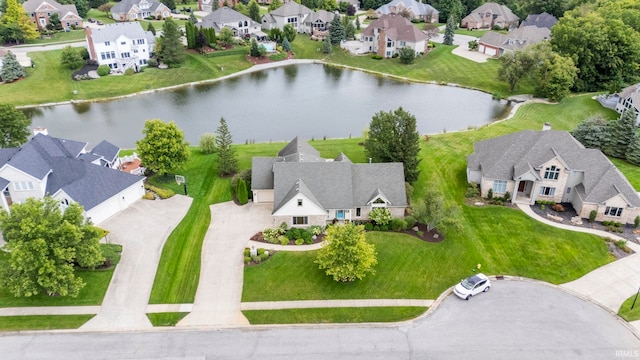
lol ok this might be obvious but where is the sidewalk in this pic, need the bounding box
[517,203,640,317]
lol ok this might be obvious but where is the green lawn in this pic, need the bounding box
[0,315,95,331]
[146,312,189,326]
[0,244,121,307]
[24,29,86,45]
[453,29,503,38]
[618,294,640,321]
[243,307,428,324]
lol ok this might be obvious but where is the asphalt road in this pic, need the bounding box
[2,280,639,359]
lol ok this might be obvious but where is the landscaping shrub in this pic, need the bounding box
[97,65,110,76]
[124,68,135,76]
[262,228,283,243]
[304,236,313,244]
[259,252,269,261]
[236,179,248,205]
[257,248,265,255]
[504,191,511,202]
[364,222,373,231]
[147,59,158,67]
[391,218,407,231]
[369,207,392,226]
[143,192,155,200]
[285,227,312,243]
[244,256,251,264]
[278,235,289,245]
[589,210,597,223]
[615,222,623,228]
[404,215,416,228]
[309,225,323,236]
[465,182,479,198]
[374,225,380,231]
[635,215,640,228]
[144,183,175,199]
[616,240,628,250]
[244,248,250,256]
[541,204,545,211]
[380,225,389,231]
[416,230,424,237]
[487,188,493,199]
[371,54,383,60]
[251,255,261,264]
[295,239,304,245]
[552,203,565,212]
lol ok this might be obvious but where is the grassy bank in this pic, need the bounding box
[0,315,95,331]
[0,244,121,307]
[243,307,428,324]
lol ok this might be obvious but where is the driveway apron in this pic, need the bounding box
[81,195,192,330]
[178,201,273,327]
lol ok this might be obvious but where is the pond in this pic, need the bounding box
[27,64,510,148]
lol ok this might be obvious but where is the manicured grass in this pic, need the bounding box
[453,29,503,37]
[0,244,121,307]
[146,312,189,326]
[0,315,95,331]
[610,158,640,190]
[24,29,86,45]
[1,50,252,106]
[618,294,640,321]
[243,307,428,324]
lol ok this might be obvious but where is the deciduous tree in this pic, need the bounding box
[365,107,421,183]
[0,0,38,44]
[530,42,578,102]
[315,223,377,282]
[268,0,282,11]
[0,197,104,297]
[398,46,415,64]
[159,18,185,67]
[248,0,260,22]
[0,103,30,147]
[283,23,296,42]
[412,185,462,233]
[0,50,24,83]
[215,117,238,176]
[219,27,234,46]
[60,45,84,70]
[136,119,190,175]
[498,49,535,92]
[199,133,216,154]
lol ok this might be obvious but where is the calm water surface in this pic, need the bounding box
[28,64,509,148]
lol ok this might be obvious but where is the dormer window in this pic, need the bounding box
[297,199,303,206]
[544,165,560,180]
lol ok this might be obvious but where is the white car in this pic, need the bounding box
[453,273,491,300]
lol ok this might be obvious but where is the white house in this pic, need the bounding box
[199,6,262,37]
[252,137,407,227]
[262,2,312,33]
[360,14,427,58]
[0,133,145,225]
[85,22,155,72]
[615,83,640,123]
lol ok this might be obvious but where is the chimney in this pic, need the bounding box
[542,122,552,131]
[377,27,386,57]
[85,27,97,61]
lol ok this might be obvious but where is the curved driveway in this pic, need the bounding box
[3,280,639,359]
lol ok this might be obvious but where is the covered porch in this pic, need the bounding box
[513,179,536,205]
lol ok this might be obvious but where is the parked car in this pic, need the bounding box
[88,18,95,23]
[96,20,104,25]
[453,273,491,300]
[171,9,180,14]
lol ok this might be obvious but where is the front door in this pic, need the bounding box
[3,188,12,206]
[336,210,345,220]
[518,182,525,192]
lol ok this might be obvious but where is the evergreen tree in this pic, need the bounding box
[322,35,332,53]
[204,27,216,45]
[329,14,344,44]
[626,130,640,166]
[571,114,611,150]
[606,110,637,158]
[159,18,185,67]
[147,22,156,36]
[215,117,239,176]
[248,0,260,22]
[282,36,291,51]
[365,107,421,183]
[283,24,296,42]
[250,38,261,57]
[196,29,207,49]
[355,16,360,30]
[189,12,198,24]
[185,21,196,49]
[0,50,24,83]
[236,179,248,204]
[73,0,89,18]
[443,15,455,45]
[161,0,175,9]
[398,47,415,64]
[47,13,61,30]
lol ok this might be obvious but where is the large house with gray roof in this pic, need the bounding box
[375,0,439,23]
[467,128,640,224]
[199,6,262,37]
[478,25,550,57]
[111,0,170,22]
[461,2,519,30]
[262,2,312,33]
[85,22,155,72]
[252,138,408,227]
[0,134,145,225]
[23,0,83,30]
[361,14,428,58]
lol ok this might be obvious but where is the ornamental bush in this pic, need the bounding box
[369,207,392,226]
[97,65,110,76]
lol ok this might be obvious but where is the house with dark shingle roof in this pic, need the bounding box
[614,83,640,124]
[23,0,83,30]
[111,0,171,22]
[361,14,427,58]
[520,12,557,30]
[375,0,439,23]
[261,2,312,33]
[199,6,262,37]
[0,134,145,225]
[252,137,407,227]
[467,128,640,224]
[302,10,335,34]
[461,2,519,30]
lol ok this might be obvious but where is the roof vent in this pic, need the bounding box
[542,122,551,131]
[33,127,48,136]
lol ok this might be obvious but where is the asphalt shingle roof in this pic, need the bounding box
[376,0,439,17]
[479,26,550,51]
[303,10,335,25]
[90,140,120,164]
[112,0,164,14]
[468,130,640,207]
[521,12,557,29]
[88,22,152,44]
[361,14,427,43]
[269,2,312,17]
[201,6,256,26]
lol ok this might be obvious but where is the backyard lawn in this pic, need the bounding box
[24,29,86,45]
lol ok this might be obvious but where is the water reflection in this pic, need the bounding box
[283,65,298,82]
[71,102,91,115]
[323,64,343,82]
[170,88,191,108]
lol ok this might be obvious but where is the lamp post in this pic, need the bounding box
[631,285,640,310]
[175,175,187,196]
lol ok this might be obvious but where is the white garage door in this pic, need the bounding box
[484,47,497,56]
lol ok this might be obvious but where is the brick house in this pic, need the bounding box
[23,0,83,30]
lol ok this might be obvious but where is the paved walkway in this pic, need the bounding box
[517,203,640,319]
[431,33,491,63]
[80,195,192,331]
[177,201,273,327]
[0,306,100,316]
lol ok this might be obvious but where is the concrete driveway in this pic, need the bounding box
[81,195,192,330]
[431,33,491,63]
[178,201,273,327]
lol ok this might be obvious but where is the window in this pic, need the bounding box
[121,41,126,45]
[111,51,115,58]
[137,39,145,44]
[13,181,34,191]
[566,187,571,194]
[297,199,303,207]
[101,52,106,60]
[356,208,361,217]
[287,17,297,24]
[399,41,406,47]
[605,207,623,217]
[544,165,560,180]
[492,180,507,193]
[540,186,555,196]
[292,216,308,225]
[104,41,110,46]
[387,39,392,47]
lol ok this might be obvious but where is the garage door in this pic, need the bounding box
[485,47,497,56]
[479,44,486,53]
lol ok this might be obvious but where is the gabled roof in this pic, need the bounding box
[276,178,324,213]
[619,83,640,100]
[303,10,335,25]
[479,26,550,51]
[465,2,519,23]
[269,2,312,17]
[521,12,557,29]
[277,136,322,162]
[202,6,255,25]
[23,0,65,12]
[361,14,428,43]
[88,22,153,44]
[112,0,165,13]
[90,140,120,164]
[0,177,8,191]
[467,130,640,207]
[376,0,439,16]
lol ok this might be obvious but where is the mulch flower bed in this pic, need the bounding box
[402,222,444,243]
[250,232,324,245]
